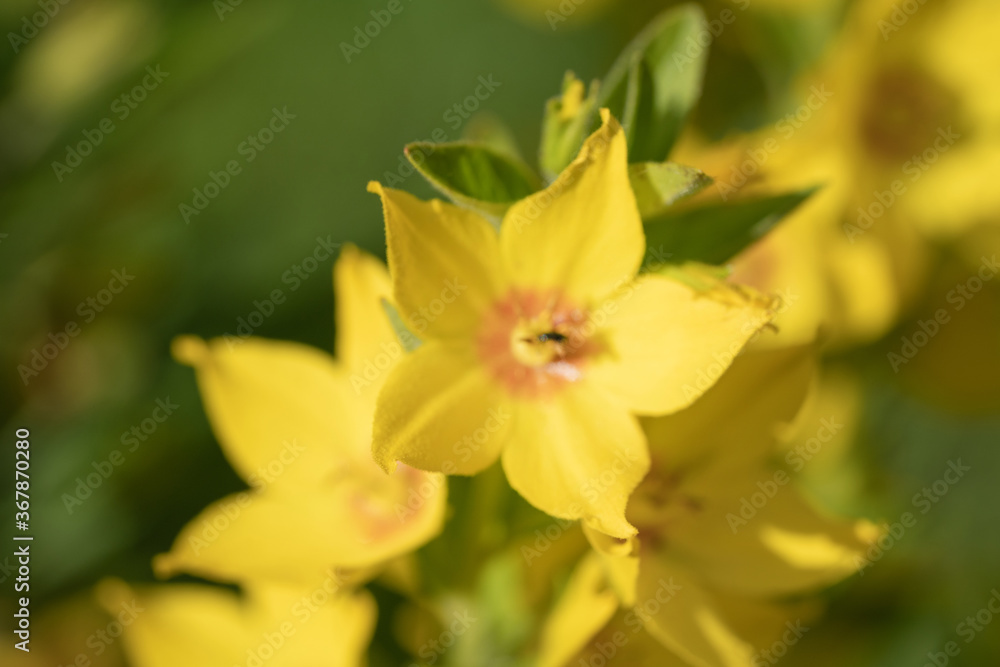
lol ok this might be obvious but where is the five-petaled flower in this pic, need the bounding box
[368,110,778,539]
[154,246,447,587]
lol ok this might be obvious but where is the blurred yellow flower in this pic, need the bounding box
[539,345,876,667]
[368,112,776,540]
[673,0,1000,347]
[99,578,374,667]
[154,245,447,586]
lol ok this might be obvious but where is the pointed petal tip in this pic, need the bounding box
[171,335,209,367]
[151,551,186,581]
[372,445,398,475]
[855,519,882,544]
[94,577,133,612]
[366,181,384,196]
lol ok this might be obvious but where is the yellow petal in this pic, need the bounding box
[99,579,374,667]
[501,383,649,539]
[583,522,640,606]
[825,234,901,343]
[154,468,447,585]
[570,616,692,667]
[537,552,620,667]
[642,345,816,473]
[333,243,399,401]
[172,335,367,485]
[635,562,755,667]
[671,483,872,598]
[708,592,820,657]
[369,182,505,339]
[372,340,510,475]
[500,111,644,303]
[588,274,778,416]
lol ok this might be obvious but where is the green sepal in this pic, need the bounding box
[539,72,600,181]
[380,298,421,352]
[405,141,541,219]
[642,187,818,267]
[629,161,712,219]
[598,3,709,162]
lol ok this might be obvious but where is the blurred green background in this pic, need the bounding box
[1,0,997,665]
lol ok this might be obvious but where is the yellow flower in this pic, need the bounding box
[154,245,447,586]
[672,130,913,349]
[539,345,877,667]
[672,0,1000,347]
[368,111,777,540]
[98,578,374,667]
[855,0,1000,240]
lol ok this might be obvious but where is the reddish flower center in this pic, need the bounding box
[860,66,958,161]
[477,288,598,398]
[348,464,432,543]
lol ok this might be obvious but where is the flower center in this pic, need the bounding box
[478,289,597,398]
[628,470,703,550]
[859,66,959,161]
[342,464,431,544]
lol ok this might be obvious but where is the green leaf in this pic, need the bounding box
[628,161,712,218]
[405,142,541,219]
[539,71,599,180]
[642,187,818,267]
[598,3,709,162]
[462,112,525,163]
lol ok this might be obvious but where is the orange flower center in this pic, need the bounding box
[337,463,436,544]
[477,288,598,398]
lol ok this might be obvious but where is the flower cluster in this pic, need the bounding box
[103,111,877,666]
[103,2,1000,664]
